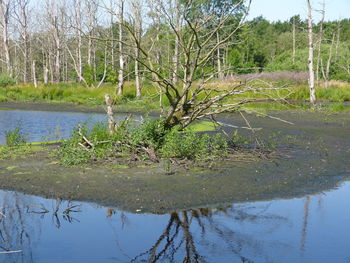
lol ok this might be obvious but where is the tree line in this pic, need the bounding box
[0,0,349,95]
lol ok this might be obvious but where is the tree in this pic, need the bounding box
[130,0,143,98]
[117,0,125,96]
[123,0,254,130]
[0,0,12,76]
[306,0,316,105]
[13,0,31,82]
[315,0,325,84]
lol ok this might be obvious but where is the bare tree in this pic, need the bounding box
[117,0,125,96]
[292,16,296,65]
[130,0,143,98]
[172,0,181,84]
[72,0,83,83]
[123,0,254,129]
[321,32,335,89]
[315,0,325,85]
[32,60,37,87]
[13,0,30,82]
[85,0,98,81]
[45,0,68,82]
[307,0,316,105]
[0,0,12,76]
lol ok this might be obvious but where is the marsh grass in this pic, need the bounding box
[0,80,349,112]
[0,127,44,160]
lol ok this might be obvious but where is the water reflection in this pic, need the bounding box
[0,184,350,263]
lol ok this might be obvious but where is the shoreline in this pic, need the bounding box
[0,107,349,214]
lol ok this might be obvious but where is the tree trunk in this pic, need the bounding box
[316,0,325,85]
[117,0,125,96]
[133,0,142,98]
[292,17,296,65]
[0,0,11,76]
[105,94,115,135]
[172,0,180,84]
[323,33,335,89]
[217,32,224,80]
[32,60,38,88]
[307,0,316,105]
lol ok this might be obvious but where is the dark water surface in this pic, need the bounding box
[1,181,350,263]
[0,109,130,144]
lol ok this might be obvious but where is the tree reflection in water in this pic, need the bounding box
[127,205,289,263]
[0,191,294,263]
[0,193,81,263]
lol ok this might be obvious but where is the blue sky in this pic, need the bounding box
[247,0,350,22]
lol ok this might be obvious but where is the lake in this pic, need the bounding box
[0,108,349,262]
[1,181,350,263]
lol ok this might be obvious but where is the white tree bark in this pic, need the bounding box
[73,0,83,82]
[316,0,325,84]
[14,0,30,82]
[131,0,142,98]
[32,60,37,88]
[105,94,115,135]
[321,33,335,89]
[0,0,12,76]
[172,0,181,85]
[117,0,125,96]
[307,0,316,105]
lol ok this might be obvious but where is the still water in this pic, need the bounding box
[0,109,130,144]
[0,109,349,262]
[0,181,349,263]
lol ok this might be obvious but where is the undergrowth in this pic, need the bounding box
[0,127,43,159]
[1,81,349,113]
[55,119,230,166]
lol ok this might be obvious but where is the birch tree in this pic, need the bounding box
[72,0,83,83]
[117,0,125,96]
[130,0,143,98]
[315,0,325,85]
[45,0,68,82]
[307,0,316,105]
[321,32,335,89]
[0,0,12,76]
[13,0,30,82]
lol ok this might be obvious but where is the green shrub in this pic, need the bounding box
[6,127,27,147]
[56,119,229,165]
[130,119,167,149]
[0,74,16,87]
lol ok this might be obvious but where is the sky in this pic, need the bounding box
[247,0,350,22]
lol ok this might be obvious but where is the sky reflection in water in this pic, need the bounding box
[0,110,123,144]
[0,181,350,263]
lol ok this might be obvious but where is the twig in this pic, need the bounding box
[245,109,295,125]
[0,250,22,254]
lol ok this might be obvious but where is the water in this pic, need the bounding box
[0,109,349,262]
[0,110,130,144]
[0,181,350,263]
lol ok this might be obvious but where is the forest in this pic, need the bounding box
[0,0,349,91]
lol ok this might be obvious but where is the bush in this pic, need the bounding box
[0,74,16,87]
[6,127,27,147]
[55,119,229,165]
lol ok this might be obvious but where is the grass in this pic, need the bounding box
[0,79,349,113]
[0,145,44,160]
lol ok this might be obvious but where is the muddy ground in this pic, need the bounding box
[0,106,349,213]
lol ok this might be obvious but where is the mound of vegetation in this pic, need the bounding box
[55,119,230,166]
